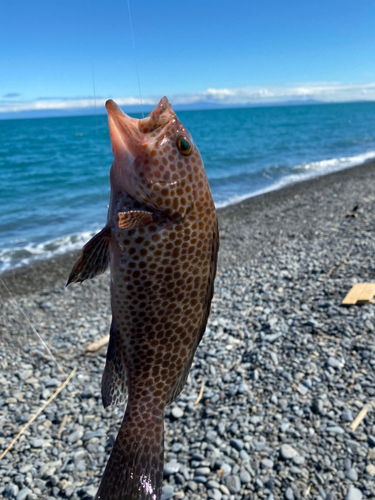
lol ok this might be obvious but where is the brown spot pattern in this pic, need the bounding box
[74,97,219,500]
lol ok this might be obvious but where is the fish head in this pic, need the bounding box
[106,97,207,222]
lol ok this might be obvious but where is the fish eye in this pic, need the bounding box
[176,136,193,156]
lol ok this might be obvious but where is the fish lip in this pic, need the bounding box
[106,99,146,160]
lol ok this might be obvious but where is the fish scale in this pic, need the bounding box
[68,96,219,500]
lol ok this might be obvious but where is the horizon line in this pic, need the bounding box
[1,99,375,121]
[1,81,375,120]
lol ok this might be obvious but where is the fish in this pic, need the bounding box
[67,96,219,500]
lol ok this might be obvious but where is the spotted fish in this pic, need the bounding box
[67,97,219,500]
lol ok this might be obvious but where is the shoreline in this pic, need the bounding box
[1,158,374,298]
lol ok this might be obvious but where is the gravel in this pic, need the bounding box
[1,162,375,499]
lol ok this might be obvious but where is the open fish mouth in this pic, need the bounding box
[106,99,146,161]
[106,97,186,221]
[106,97,175,163]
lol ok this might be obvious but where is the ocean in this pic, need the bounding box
[1,101,375,273]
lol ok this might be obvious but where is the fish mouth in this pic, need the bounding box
[106,97,177,211]
[106,97,175,163]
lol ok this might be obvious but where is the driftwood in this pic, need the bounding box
[85,335,110,353]
[0,368,77,461]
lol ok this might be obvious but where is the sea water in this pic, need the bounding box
[1,101,375,272]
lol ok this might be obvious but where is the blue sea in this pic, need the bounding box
[1,101,375,273]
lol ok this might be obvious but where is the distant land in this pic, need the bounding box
[0,99,325,120]
[1,99,374,120]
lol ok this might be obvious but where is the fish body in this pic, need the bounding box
[68,97,219,500]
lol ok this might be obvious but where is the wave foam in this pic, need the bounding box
[0,230,98,273]
[1,150,374,272]
[215,150,375,209]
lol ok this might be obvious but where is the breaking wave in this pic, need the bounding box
[214,150,375,208]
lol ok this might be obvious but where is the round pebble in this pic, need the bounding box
[345,487,363,500]
[280,444,298,460]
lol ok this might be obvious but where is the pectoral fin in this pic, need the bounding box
[66,226,111,285]
[118,210,153,229]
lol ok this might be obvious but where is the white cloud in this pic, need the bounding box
[1,82,375,115]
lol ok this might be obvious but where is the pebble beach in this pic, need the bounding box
[1,161,375,500]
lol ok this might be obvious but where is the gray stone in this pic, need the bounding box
[171,442,183,453]
[345,487,363,500]
[16,489,32,500]
[285,487,294,500]
[219,484,230,496]
[345,468,358,482]
[40,465,56,478]
[240,470,251,483]
[238,383,249,394]
[239,449,250,461]
[280,444,298,460]
[186,481,197,492]
[217,422,226,435]
[30,438,45,448]
[73,450,87,463]
[171,406,184,419]
[44,378,60,387]
[327,426,344,435]
[230,438,244,451]
[326,493,337,500]
[4,484,19,498]
[278,399,288,410]
[207,489,222,500]
[164,461,181,476]
[65,485,76,498]
[341,408,353,422]
[82,429,106,441]
[67,429,84,443]
[206,480,221,489]
[311,398,324,414]
[194,467,211,476]
[161,485,174,500]
[266,332,282,343]
[250,416,263,425]
[194,476,207,483]
[19,370,33,381]
[206,430,218,441]
[225,475,241,494]
[261,458,273,469]
[79,485,97,498]
[327,357,341,369]
[219,463,231,478]
[292,454,305,465]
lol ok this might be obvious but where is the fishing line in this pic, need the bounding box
[90,58,99,144]
[85,0,99,142]
[85,0,106,214]
[0,278,65,375]
[126,0,144,118]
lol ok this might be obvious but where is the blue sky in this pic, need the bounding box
[1,0,375,117]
